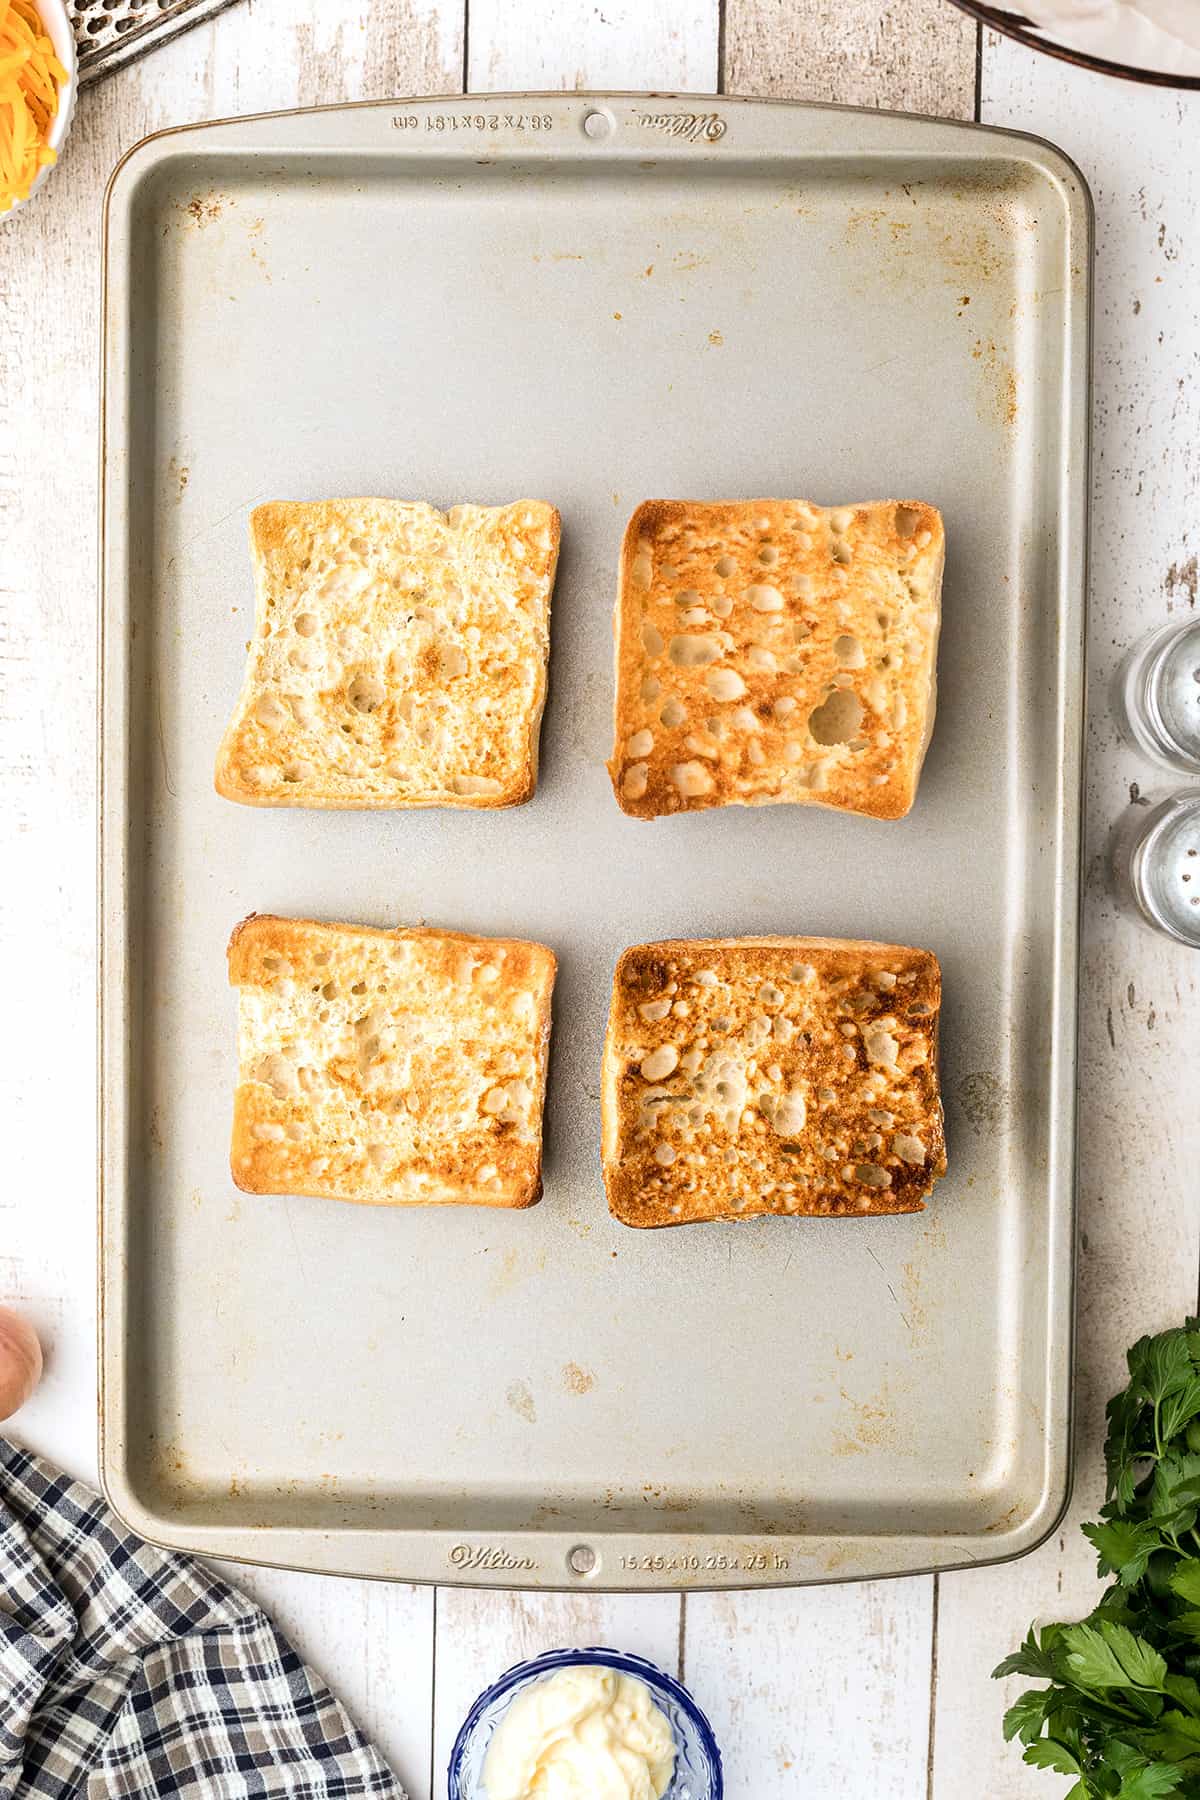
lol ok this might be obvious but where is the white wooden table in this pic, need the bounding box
[2,2,1198,1794]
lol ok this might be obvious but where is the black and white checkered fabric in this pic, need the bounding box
[0,1439,408,1800]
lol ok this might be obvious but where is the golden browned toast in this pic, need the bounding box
[601,936,946,1227]
[608,499,943,822]
[216,498,560,809]
[228,915,556,1207]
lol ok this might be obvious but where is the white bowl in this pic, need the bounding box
[7,0,77,213]
[947,0,1200,86]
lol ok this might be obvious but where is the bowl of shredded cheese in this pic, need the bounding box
[1,0,74,215]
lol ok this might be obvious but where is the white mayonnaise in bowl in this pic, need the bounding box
[447,1647,723,1800]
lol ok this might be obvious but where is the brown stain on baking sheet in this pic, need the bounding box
[958,1070,1008,1133]
[901,1260,930,1339]
[505,1379,537,1424]
[844,200,1009,283]
[1166,554,1197,607]
[562,1362,595,1395]
[972,337,1018,428]
[178,191,231,230]
[487,1246,546,1299]
[831,1378,901,1457]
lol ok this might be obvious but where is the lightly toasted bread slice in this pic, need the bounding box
[228,915,556,1208]
[216,498,560,809]
[601,936,946,1227]
[609,498,943,822]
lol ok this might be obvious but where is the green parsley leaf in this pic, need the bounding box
[1107,1384,1153,1510]
[1131,1331,1194,1405]
[1148,1453,1200,1535]
[1004,1688,1054,1744]
[1170,1564,1200,1607]
[1163,1675,1200,1717]
[994,1627,1062,1683]
[1149,1710,1200,1751]
[1084,1520,1164,1587]
[1024,1739,1083,1774]
[1062,1623,1168,1694]
[1160,1380,1200,1447]
[1116,1765,1185,1799]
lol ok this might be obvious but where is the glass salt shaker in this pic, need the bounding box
[1116,618,1200,775]
[1122,791,1200,947]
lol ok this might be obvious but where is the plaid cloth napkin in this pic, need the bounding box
[0,1439,408,1800]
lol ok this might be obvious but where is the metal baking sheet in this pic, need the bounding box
[100,93,1089,1589]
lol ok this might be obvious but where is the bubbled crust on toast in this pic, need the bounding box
[601,936,946,1228]
[216,498,560,809]
[608,499,943,823]
[228,915,556,1207]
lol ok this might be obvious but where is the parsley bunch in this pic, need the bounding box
[996,1323,1200,1798]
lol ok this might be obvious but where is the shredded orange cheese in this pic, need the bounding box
[0,0,67,211]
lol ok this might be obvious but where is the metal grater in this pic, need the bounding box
[68,0,245,85]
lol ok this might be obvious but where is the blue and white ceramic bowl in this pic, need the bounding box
[447,1646,724,1800]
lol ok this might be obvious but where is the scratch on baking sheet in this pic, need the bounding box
[179,494,272,556]
[154,697,177,798]
[865,1244,910,1332]
[283,1202,311,1289]
[985,1498,1027,1534]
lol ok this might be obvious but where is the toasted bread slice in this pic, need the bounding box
[216,498,560,809]
[609,499,943,822]
[602,936,946,1227]
[228,915,556,1207]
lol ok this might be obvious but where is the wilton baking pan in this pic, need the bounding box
[100,93,1090,1588]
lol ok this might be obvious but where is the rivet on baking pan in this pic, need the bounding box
[582,110,614,141]
[567,1543,598,1576]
